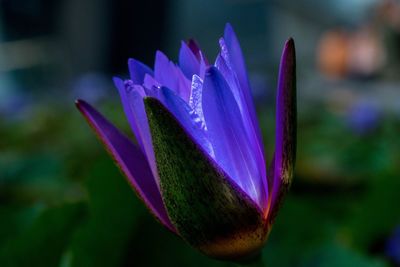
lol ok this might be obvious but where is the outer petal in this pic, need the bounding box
[268,38,296,222]
[128,58,153,84]
[202,66,267,209]
[144,97,268,260]
[75,99,175,232]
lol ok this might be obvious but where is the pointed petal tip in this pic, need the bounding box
[75,99,89,113]
[283,38,296,58]
[224,22,233,32]
[112,76,123,84]
[155,50,165,58]
[128,58,142,67]
[285,37,294,45]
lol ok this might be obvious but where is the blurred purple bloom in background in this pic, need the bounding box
[70,72,110,104]
[386,226,400,265]
[346,100,381,135]
[76,24,296,260]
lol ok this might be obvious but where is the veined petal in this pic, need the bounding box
[215,54,266,194]
[202,66,267,208]
[222,24,264,157]
[128,58,154,84]
[144,97,267,259]
[75,99,175,232]
[179,41,200,79]
[268,38,296,222]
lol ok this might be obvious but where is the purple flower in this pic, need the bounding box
[76,24,296,260]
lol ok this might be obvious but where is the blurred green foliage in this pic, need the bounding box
[0,101,399,267]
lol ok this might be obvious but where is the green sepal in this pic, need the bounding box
[144,97,269,260]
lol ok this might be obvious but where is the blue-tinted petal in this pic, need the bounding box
[154,51,191,101]
[215,52,268,210]
[179,41,200,79]
[202,66,267,208]
[75,99,175,232]
[222,24,264,156]
[114,77,159,182]
[113,77,145,150]
[156,86,214,156]
[143,73,160,90]
[125,88,159,181]
[128,58,154,84]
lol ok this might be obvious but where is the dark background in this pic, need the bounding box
[1,0,400,266]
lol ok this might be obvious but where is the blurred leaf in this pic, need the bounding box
[300,243,388,267]
[262,191,357,267]
[125,215,228,267]
[66,155,146,267]
[0,204,43,247]
[0,203,85,267]
[345,174,400,250]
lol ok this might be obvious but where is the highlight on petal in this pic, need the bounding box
[75,99,176,232]
[157,86,214,156]
[221,23,264,147]
[202,66,267,209]
[144,97,267,259]
[188,74,206,129]
[268,38,296,222]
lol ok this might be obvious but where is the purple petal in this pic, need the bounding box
[114,77,159,186]
[113,77,145,150]
[128,58,154,84]
[154,51,191,101]
[75,99,175,232]
[179,41,200,79]
[222,24,264,154]
[215,52,268,209]
[143,73,160,90]
[187,39,202,61]
[187,39,209,66]
[268,38,296,221]
[202,66,267,208]
[125,89,158,181]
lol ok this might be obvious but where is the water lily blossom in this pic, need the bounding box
[76,23,296,260]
